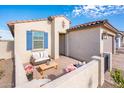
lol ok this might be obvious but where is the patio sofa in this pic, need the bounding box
[31,51,51,66]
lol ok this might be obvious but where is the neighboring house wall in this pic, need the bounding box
[116,33,124,48]
[42,56,104,88]
[65,26,116,62]
[65,27,101,62]
[122,36,124,46]
[0,40,14,59]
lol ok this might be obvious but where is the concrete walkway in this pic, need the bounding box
[103,47,124,87]
[113,47,124,71]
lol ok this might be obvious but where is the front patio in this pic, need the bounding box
[32,56,82,81]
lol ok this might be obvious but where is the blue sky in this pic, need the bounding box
[0,5,124,40]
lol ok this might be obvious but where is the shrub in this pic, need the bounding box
[111,69,124,88]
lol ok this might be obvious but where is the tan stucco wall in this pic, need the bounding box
[65,27,101,62]
[51,17,70,59]
[14,16,70,63]
[0,40,14,59]
[14,20,51,63]
[100,27,116,54]
[103,35,113,53]
[122,37,124,46]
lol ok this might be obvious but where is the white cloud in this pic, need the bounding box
[72,5,124,18]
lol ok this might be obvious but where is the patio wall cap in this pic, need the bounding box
[91,56,101,61]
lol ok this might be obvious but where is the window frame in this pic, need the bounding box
[32,31,44,50]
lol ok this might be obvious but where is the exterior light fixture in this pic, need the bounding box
[102,32,108,39]
[62,21,65,28]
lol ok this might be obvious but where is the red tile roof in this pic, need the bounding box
[7,18,47,25]
[7,15,71,26]
[68,20,118,33]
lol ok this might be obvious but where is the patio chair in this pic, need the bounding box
[30,51,51,66]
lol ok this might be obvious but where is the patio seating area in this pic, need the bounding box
[31,56,84,81]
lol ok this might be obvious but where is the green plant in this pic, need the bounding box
[111,69,124,88]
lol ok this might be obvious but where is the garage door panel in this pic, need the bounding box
[103,35,113,53]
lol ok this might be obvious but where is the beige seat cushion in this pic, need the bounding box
[32,52,40,60]
[35,57,49,63]
[43,51,49,58]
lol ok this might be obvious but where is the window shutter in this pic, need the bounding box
[44,32,48,49]
[26,31,32,50]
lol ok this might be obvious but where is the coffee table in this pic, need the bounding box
[39,62,58,75]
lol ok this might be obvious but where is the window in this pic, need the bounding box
[32,31,44,49]
[26,31,48,50]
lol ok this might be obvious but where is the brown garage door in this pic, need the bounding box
[103,35,114,53]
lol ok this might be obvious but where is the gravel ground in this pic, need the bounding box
[100,81,116,88]
[103,47,124,88]
[0,58,15,88]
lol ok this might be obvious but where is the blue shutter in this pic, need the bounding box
[44,32,48,49]
[26,31,32,50]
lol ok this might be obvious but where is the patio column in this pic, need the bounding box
[92,56,104,87]
[51,18,59,59]
[15,55,28,87]
[65,33,69,56]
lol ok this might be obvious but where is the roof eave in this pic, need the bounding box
[103,23,118,34]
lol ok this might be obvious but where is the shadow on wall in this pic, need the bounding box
[88,76,93,88]
[11,58,15,87]
[6,41,15,87]
[6,41,14,58]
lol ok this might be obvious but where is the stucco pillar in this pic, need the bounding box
[15,55,28,87]
[54,30,59,59]
[92,56,104,87]
[108,53,112,72]
[51,19,59,59]
[65,33,69,56]
[114,38,117,54]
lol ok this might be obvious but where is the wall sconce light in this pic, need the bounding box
[62,21,66,28]
[102,32,108,40]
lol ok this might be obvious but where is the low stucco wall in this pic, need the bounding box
[42,56,104,88]
[0,40,14,59]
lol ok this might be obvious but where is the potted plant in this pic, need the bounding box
[24,64,34,81]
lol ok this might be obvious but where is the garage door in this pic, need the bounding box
[103,35,113,53]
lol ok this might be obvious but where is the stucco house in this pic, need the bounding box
[7,16,118,63]
[7,15,70,63]
[116,31,124,48]
[6,15,119,87]
[64,20,118,62]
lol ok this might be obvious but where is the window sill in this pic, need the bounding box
[31,48,45,52]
